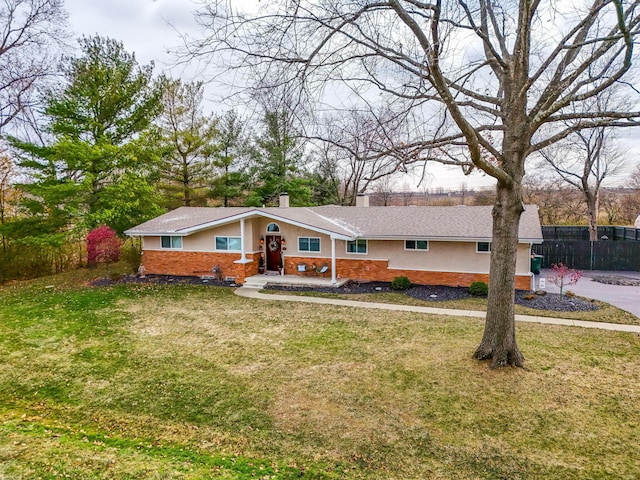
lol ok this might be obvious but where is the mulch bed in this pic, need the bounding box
[89,274,238,288]
[90,275,599,313]
[267,281,600,312]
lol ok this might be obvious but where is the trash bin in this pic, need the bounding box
[530,254,543,275]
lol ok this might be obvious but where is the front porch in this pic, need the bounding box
[243,273,350,289]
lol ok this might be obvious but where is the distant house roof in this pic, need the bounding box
[125,205,543,243]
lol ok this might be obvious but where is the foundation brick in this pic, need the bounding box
[143,251,530,290]
[284,255,531,290]
[141,250,261,284]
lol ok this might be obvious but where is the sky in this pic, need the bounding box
[62,0,498,190]
[63,1,639,191]
[64,0,197,75]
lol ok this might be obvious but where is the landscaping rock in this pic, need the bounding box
[590,275,640,287]
[90,274,236,288]
[269,281,600,312]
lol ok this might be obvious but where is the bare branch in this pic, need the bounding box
[0,1,67,131]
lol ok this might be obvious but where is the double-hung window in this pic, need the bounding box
[161,236,182,249]
[298,237,320,253]
[216,236,242,251]
[347,239,367,254]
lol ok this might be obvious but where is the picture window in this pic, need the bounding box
[216,236,242,251]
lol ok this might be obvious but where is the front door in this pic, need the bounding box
[266,235,282,271]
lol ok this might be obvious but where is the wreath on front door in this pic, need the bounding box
[268,239,280,252]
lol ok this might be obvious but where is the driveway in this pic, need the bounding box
[538,269,640,318]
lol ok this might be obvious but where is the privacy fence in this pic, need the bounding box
[532,226,640,271]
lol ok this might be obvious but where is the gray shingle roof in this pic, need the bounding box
[125,207,253,234]
[125,204,543,242]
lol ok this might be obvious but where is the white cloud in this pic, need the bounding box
[64,0,199,71]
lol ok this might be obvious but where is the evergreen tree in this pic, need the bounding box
[10,35,163,234]
[157,78,217,208]
[249,110,313,206]
[210,110,249,207]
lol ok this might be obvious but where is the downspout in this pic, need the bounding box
[529,242,534,291]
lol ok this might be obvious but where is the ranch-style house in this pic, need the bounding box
[125,194,543,290]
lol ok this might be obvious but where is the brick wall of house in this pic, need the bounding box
[241,253,262,280]
[143,250,530,289]
[141,250,260,284]
[285,255,531,290]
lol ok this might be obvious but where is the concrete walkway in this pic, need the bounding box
[235,287,640,334]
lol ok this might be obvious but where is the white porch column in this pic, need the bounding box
[331,237,337,285]
[240,218,247,262]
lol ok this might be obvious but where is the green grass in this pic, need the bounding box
[1,266,640,478]
[262,289,640,325]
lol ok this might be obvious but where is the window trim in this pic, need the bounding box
[346,239,368,254]
[215,236,242,252]
[476,241,492,253]
[266,222,280,233]
[405,239,429,251]
[161,235,182,249]
[298,236,321,253]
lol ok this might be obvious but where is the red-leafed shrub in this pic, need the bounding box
[87,226,122,266]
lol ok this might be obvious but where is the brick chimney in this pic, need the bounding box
[279,192,290,208]
[356,194,369,207]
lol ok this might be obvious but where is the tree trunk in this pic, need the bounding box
[585,190,599,241]
[224,163,229,207]
[473,181,525,368]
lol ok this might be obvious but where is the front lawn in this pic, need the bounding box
[1,267,639,478]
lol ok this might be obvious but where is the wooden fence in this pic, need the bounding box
[542,226,640,241]
[532,241,640,271]
[532,226,640,271]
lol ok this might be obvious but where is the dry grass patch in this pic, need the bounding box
[111,290,640,476]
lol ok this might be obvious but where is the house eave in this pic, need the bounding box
[254,210,354,240]
[125,209,355,241]
[124,231,190,237]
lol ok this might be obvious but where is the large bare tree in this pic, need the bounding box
[313,107,408,205]
[187,0,640,367]
[629,163,640,189]
[536,90,627,240]
[0,0,67,131]
[539,127,624,240]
